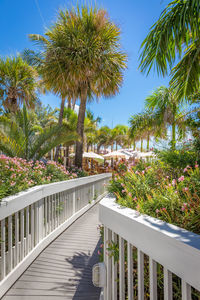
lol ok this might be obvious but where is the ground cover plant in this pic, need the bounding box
[0,155,87,200]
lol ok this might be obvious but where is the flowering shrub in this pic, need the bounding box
[0,155,87,200]
[109,160,200,234]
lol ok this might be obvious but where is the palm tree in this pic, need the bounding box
[0,105,78,160]
[97,126,112,153]
[0,56,39,111]
[145,86,188,150]
[112,125,129,150]
[139,0,200,99]
[28,5,127,167]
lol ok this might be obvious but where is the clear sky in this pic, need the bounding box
[0,0,171,128]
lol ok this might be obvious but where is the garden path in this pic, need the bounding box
[2,205,101,300]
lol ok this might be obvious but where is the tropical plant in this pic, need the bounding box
[139,0,200,99]
[27,5,127,167]
[145,86,189,150]
[0,104,78,160]
[112,124,129,150]
[0,56,39,111]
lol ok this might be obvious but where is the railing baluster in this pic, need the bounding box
[15,212,19,265]
[112,232,117,299]
[127,242,133,299]
[149,258,157,299]
[164,268,172,300]
[106,228,112,300]
[119,236,125,300]
[26,207,29,255]
[31,204,34,249]
[20,209,24,260]
[182,280,191,300]
[103,226,108,300]
[1,219,6,279]
[44,197,47,236]
[51,195,53,231]
[138,249,144,300]
[8,215,13,273]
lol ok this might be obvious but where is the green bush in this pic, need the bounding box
[0,155,87,200]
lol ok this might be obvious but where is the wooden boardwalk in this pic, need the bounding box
[2,205,101,300]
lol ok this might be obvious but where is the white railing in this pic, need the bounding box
[0,173,111,298]
[99,195,200,300]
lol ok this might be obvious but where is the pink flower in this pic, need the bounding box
[168,184,172,187]
[128,192,132,197]
[166,176,169,179]
[162,208,167,212]
[122,189,126,193]
[183,168,188,173]
[195,162,199,168]
[178,176,184,182]
[142,170,145,174]
[100,244,104,248]
[133,197,137,201]
[156,209,159,214]
[172,179,176,186]
[183,187,189,192]
[98,250,101,255]
[181,206,185,212]
[121,183,125,187]
[175,190,178,194]
[135,170,139,175]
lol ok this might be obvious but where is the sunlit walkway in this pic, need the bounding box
[3,205,101,300]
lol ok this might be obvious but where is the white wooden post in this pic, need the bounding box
[38,199,44,241]
[73,189,76,214]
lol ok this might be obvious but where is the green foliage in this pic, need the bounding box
[0,104,78,160]
[139,0,200,99]
[109,157,200,234]
[0,56,39,111]
[0,155,86,200]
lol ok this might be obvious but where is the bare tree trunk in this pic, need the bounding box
[55,96,65,162]
[75,92,87,168]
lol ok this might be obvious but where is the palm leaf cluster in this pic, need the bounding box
[0,56,39,111]
[0,105,78,160]
[139,0,200,99]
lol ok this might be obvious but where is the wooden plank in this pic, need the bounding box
[182,280,191,300]
[119,236,125,300]
[127,242,133,299]
[2,205,101,300]
[164,268,172,300]
[8,215,13,273]
[138,249,144,300]
[149,258,157,300]
[20,209,24,261]
[112,232,117,299]
[106,228,112,300]
[15,212,19,266]
[26,207,29,255]
[1,219,6,279]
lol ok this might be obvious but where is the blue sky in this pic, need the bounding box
[0,0,170,128]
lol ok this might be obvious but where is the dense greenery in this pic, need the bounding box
[0,155,87,200]
[109,141,200,234]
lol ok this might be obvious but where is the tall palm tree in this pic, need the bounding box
[0,105,78,160]
[145,86,188,150]
[139,0,200,99]
[28,5,127,167]
[97,126,112,153]
[0,56,39,112]
[113,125,129,150]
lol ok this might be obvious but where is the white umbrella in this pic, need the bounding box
[70,152,103,161]
[103,151,127,159]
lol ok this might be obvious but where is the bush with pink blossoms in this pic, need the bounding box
[108,160,200,234]
[0,155,87,200]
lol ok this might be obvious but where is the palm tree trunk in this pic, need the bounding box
[55,96,65,161]
[116,142,118,151]
[171,104,176,151]
[140,139,143,152]
[147,134,150,151]
[133,140,136,150]
[75,92,87,168]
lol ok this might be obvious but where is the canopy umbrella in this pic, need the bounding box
[70,152,103,161]
[103,151,127,159]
